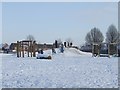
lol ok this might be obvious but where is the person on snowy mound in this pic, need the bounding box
[52,48,56,54]
[60,44,64,53]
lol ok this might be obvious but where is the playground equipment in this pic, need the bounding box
[16,40,53,59]
[16,40,36,57]
[92,43,118,57]
[92,43,100,57]
[108,43,117,55]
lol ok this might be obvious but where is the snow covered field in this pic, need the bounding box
[1,48,118,88]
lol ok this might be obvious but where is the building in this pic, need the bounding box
[10,42,53,51]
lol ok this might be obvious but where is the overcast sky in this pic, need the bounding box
[2,2,118,45]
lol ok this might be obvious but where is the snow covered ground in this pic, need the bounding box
[1,48,118,88]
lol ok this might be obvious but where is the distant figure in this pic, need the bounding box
[60,44,64,53]
[38,49,44,54]
[38,50,40,54]
[40,49,44,54]
[52,48,56,54]
[64,42,66,47]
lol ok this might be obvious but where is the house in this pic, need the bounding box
[2,43,10,53]
[37,43,53,50]
[9,43,18,51]
[80,43,92,52]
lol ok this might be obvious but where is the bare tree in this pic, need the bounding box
[26,35,35,41]
[85,27,104,44]
[85,32,92,44]
[106,24,118,43]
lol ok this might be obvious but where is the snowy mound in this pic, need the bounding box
[40,48,92,57]
[63,48,92,57]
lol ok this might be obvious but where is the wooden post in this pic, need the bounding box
[37,44,39,52]
[92,44,94,57]
[33,41,36,57]
[108,43,110,57]
[114,43,117,55]
[22,41,24,57]
[28,42,29,57]
[30,41,32,57]
[19,42,21,57]
[92,44,99,57]
[17,41,19,57]
[98,44,100,57]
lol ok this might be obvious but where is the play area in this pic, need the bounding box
[16,40,36,58]
[15,40,66,59]
[1,40,119,88]
[13,40,120,60]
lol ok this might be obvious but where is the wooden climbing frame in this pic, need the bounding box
[92,43,100,57]
[92,43,118,57]
[108,43,117,55]
[16,40,36,57]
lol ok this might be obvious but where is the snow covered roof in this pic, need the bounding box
[0,43,10,49]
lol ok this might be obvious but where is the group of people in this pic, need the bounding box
[52,44,64,54]
[38,49,44,54]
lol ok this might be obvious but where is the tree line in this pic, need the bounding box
[26,24,119,46]
[85,24,119,44]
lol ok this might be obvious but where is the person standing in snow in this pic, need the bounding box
[52,47,56,54]
[60,44,64,53]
